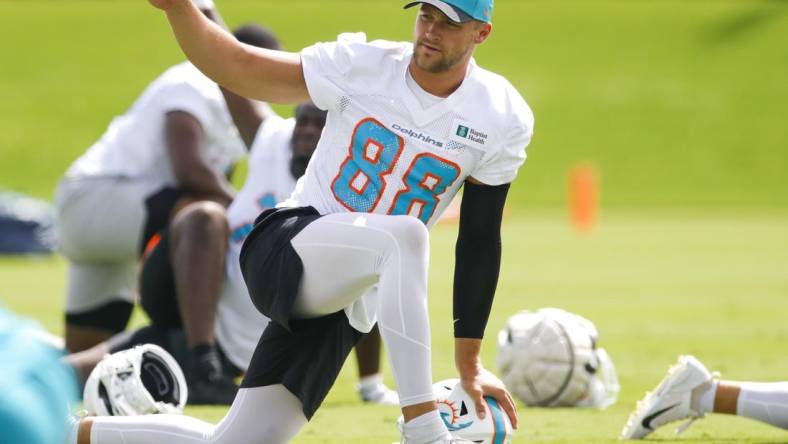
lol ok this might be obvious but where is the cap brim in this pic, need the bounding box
[403,0,473,23]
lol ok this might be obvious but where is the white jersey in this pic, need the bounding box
[283,33,534,229]
[66,62,245,188]
[215,115,296,368]
[282,33,534,332]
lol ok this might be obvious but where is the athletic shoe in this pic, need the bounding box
[187,374,238,405]
[358,380,399,406]
[620,355,719,440]
[186,346,239,405]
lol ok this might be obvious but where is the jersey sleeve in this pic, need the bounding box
[155,82,215,130]
[471,96,535,186]
[300,32,376,111]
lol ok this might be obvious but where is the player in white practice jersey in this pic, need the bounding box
[71,1,533,443]
[54,2,277,354]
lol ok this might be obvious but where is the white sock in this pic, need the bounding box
[403,410,450,443]
[698,380,718,414]
[737,382,788,430]
[358,373,384,391]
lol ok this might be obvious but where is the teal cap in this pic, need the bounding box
[404,0,494,23]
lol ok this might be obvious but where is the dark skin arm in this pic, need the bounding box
[165,111,235,206]
[221,88,265,150]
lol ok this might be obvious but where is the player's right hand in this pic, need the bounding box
[460,367,519,429]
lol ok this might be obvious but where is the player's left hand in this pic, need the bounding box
[460,366,519,429]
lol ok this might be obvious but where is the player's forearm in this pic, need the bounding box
[162,3,247,92]
[161,2,308,104]
[199,6,227,30]
[455,338,483,379]
[452,182,509,339]
[176,166,235,206]
[221,87,264,150]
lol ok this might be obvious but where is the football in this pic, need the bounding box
[496,308,619,409]
[433,378,513,444]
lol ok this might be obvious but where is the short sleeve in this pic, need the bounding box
[156,82,215,129]
[471,98,534,186]
[300,33,368,111]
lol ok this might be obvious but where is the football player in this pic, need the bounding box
[621,355,788,439]
[55,1,279,354]
[71,0,534,443]
[69,99,398,406]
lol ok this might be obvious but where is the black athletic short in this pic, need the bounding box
[140,187,182,256]
[138,229,181,329]
[239,206,364,419]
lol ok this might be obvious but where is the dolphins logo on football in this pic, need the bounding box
[437,398,473,432]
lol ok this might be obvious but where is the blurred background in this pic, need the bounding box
[0,1,786,442]
[1,0,786,207]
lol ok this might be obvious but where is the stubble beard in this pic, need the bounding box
[414,42,468,73]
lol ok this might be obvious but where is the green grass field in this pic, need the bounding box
[1,0,787,442]
[3,210,788,443]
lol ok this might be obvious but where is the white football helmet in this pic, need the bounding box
[497,308,619,409]
[433,379,513,444]
[83,344,188,416]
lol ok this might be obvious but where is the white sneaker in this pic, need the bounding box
[620,355,719,440]
[358,380,399,406]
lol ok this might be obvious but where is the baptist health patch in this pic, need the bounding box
[449,119,490,151]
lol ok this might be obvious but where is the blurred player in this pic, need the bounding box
[54,1,278,354]
[621,355,788,439]
[0,307,78,444]
[71,0,534,443]
[69,100,397,406]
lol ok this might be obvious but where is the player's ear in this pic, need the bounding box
[474,22,492,44]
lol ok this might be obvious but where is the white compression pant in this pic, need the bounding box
[737,382,788,429]
[90,385,306,444]
[290,212,434,407]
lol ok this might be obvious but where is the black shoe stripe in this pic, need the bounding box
[641,403,680,430]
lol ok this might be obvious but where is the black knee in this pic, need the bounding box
[171,201,228,245]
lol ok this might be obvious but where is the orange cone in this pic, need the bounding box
[569,163,599,234]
